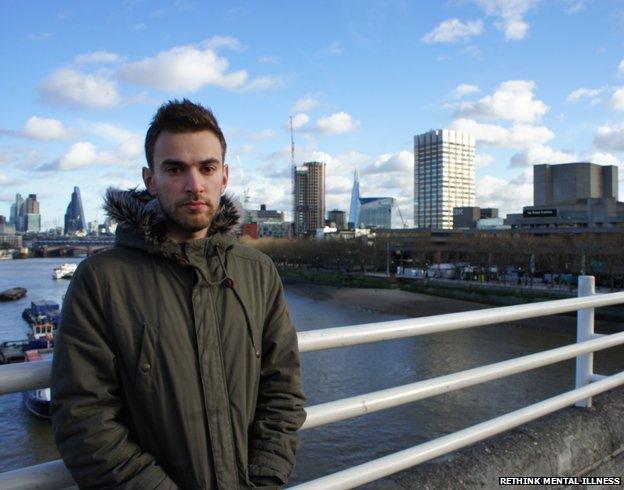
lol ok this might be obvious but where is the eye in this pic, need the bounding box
[201,165,216,174]
[165,166,181,174]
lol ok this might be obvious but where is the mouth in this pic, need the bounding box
[181,201,208,211]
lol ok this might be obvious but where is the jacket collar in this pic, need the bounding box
[103,188,241,257]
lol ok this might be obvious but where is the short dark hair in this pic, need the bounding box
[144,99,227,169]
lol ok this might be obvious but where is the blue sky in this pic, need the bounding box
[1,0,623,229]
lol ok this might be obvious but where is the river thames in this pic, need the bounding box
[1,257,623,485]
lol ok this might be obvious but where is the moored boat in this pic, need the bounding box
[0,341,27,364]
[22,300,60,327]
[52,263,77,280]
[22,350,52,419]
[0,287,27,301]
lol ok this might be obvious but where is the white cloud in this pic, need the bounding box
[292,95,320,113]
[611,87,624,111]
[510,144,576,168]
[476,153,495,167]
[118,43,273,92]
[477,170,533,215]
[233,144,255,155]
[594,123,624,152]
[22,116,72,140]
[258,55,280,64]
[290,113,310,130]
[564,0,585,14]
[200,36,245,51]
[462,45,483,59]
[324,41,344,55]
[455,80,548,123]
[619,59,624,75]
[115,137,144,161]
[567,87,604,104]
[0,173,15,185]
[249,129,276,141]
[475,0,538,41]
[450,118,553,148]
[422,18,484,43]
[315,112,359,135]
[38,142,112,171]
[588,152,620,166]
[59,142,102,169]
[362,151,413,175]
[450,83,480,99]
[81,122,143,162]
[74,50,121,65]
[241,75,283,91]
[40,68,122,108]
[84,121,134,143]
[119,45,246,91]
[27,32,54,41]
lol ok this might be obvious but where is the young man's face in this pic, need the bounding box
[143,130,229,242]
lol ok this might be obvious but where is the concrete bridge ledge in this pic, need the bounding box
[364,387,624,489]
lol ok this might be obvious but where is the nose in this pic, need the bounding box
[184,167,205,194]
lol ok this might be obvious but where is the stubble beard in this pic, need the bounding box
[159,195,218,236]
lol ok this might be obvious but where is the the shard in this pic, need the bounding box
[348,169,361,229]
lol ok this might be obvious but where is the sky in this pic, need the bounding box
[1,0,624,229]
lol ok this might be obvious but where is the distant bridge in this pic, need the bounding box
[29,237,115,257]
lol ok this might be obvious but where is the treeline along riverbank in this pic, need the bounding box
[278,266,624,328]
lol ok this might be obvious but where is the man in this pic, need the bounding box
[51,99,306,489]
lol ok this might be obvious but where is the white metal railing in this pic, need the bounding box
[0,276,623,489]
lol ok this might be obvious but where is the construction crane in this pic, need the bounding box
[396,204,408,228]
[237,156,251,208]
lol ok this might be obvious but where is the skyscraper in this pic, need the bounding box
[64,186,87,235]
[25,194,41,232]
[9,193,40,232]
[348,169,361,228]
[293,161,325,236]
[414,129,475,229]
[359,197,401,229]
[10,194,24,230]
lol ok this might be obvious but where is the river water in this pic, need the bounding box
[0,258,623,485]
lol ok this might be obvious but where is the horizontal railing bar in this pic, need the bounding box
[591,333,607,339]
[590,374,608,382]
[290,371,624,490]
[297,291,624,352]
[0,359,52,395]
[0,459,75,490]
[3,293,624,395]
[302,331,624,430]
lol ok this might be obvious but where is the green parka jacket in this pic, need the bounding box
[51,189,306,489]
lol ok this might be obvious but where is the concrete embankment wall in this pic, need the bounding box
[365,387,624,489]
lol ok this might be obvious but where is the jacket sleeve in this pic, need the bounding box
[248,264,307,487]
[51,261,178,490]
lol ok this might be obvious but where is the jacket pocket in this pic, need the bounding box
[134,321,156,403]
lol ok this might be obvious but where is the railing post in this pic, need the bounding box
[575,275,595,408]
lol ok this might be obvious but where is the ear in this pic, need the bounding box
[221,163,229,195]
[142,167,157,196]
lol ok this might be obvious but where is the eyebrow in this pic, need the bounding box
[160,158,222,166]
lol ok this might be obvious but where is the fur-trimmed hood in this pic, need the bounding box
[103,188,241,255]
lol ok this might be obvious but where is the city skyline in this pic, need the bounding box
[1,1,623,229]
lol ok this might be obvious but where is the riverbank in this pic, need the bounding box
[286,283,624,334]
[280,268,624,325]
